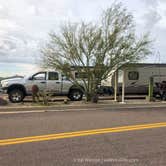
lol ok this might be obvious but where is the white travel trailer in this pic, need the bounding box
[112,63,166,95]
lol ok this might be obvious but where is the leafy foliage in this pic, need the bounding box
[42,3,152,102]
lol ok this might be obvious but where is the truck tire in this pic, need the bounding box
[8,89,25,103]
[68,89,83,101]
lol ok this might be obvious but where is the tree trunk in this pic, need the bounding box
[85,90,99,103]
[86,93,92,102]
[91,92,99,103]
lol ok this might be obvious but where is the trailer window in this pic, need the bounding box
[75,72,88,79]
[128,71,139,80]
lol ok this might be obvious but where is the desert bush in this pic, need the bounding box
[39,90,53,105]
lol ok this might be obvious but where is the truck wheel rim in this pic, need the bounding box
[73,92,81,100]
[12,93,21,101]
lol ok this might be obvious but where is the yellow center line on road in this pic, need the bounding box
[1,122,166,146]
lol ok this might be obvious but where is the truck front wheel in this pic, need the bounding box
[8,89,25,103]
[68,89,83,101]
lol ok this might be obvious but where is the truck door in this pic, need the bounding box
[26,72,47,94]
[46,71,61,94]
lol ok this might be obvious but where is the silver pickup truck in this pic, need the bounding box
[1,71,84,103]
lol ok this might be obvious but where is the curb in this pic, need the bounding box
[0,102,166,113]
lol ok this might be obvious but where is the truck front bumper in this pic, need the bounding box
[1,87,8,93]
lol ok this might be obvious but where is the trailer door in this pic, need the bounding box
[125,71,143,94]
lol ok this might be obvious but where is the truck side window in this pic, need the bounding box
[48,72,59,80]
[33,72,46,80]
[128,71,139,80]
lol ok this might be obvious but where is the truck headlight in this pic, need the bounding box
[1,81,8,87]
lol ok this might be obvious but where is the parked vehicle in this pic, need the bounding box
[155,81,166,100]
[1,71,84,103]
[112,63,166,95]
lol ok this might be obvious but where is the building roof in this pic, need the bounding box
[122,63,166,68]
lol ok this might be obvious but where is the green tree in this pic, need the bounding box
[42,3,152,102]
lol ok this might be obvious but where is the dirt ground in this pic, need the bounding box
[0,93,114,107]
[1,93,161,108]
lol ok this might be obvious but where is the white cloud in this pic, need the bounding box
[0,0,166,76]
[0,0,115,66]
[143,9,161,29]
[140,0,166,62]
[0,62,41,77]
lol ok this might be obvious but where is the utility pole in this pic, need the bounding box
[121,69,125,103]
[148,76,154,101]
[114,70,118,102]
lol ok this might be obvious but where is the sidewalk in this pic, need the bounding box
[0,99,166,112]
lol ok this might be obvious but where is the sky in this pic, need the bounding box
[0,0,166,77]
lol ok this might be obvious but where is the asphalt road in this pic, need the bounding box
[0,107,166,166]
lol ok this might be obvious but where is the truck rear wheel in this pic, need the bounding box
[8,89,25,103]
[68,89,83,101]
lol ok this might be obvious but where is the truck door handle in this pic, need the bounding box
[56,82,60,84]
[40,81,46,84]
[131,82,136,85]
